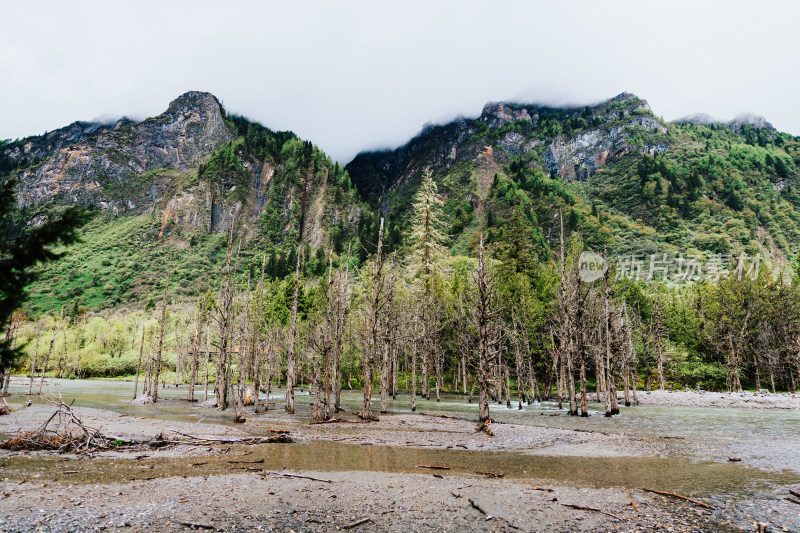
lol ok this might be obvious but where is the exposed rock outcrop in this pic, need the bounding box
[15,92,234,211]
[347,92,671,212]
[543,115,668,181]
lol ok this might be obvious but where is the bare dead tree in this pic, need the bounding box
[361,218,386,421]
[410,305,420,412]
[651,281,667,391]
[252,256,267,413]
[602,265,620,417]
[132,324,147,400]
[188,293,212,403]
[321,249,335,420]
[467,235,503,422]
[286,241,302,414]
[332,243,352,413]
[234,275,252,423]
[379,252,396,414]
[27,320,43,395]
[214,215,240,410]
[150,265,171,403]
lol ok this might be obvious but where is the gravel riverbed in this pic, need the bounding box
[1,393,799,531]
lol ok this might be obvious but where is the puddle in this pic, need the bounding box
[2,441,797,501]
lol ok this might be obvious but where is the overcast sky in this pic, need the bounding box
[2,0,799,163]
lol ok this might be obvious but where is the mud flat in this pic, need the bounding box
[628,389,800,409]
[1,398,800,531]
[0,468,745,533]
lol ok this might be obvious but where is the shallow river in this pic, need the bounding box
[14,378,800,470]
[5,378,800,530]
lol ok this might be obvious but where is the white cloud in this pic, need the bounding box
[1,0,798,163]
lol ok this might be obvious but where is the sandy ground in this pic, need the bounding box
[625,389,800,409]
[0,469,731,533]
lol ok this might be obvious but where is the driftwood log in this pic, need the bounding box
[642,487,714,509]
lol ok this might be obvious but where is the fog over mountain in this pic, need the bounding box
[1,0,798,163]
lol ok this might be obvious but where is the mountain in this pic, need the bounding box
[4,90,800,316]
[346,93,800,259]
[1,92,364,313]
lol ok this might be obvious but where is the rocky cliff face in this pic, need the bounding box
[8,92,365,312]
[14,92,234,213]
[7,91,362,250]
[3,118,135,167]
[542,114,668,181]
[347,92,670,216]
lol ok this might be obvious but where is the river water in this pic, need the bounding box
[16,378,800,471]
[5,378,800,530]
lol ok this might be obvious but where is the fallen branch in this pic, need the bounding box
[1,399,120,453]
[474,470,504,478]
[417,464,450,470]
[786,496,800,506]
[261,471,332,483]
[500,518,521,530]
[528,487,553,492]
[353,411,379,422]
[309,418,343,425]
[561,503,626,521]
[172,519,214,530]
[167,431,292,445]
[642,488,714,509]
[342,518,371,529]
[419,412,460,420]
[227,459,264,464]
[789,489,800,498]
[468,498,487,515]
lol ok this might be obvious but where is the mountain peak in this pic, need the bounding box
[729,113,775,132]
[606,92,651,113]
[480,102,533,128]
[165,91,223,116]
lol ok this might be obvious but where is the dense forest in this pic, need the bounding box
[3,92,800,422]
[5,171,800,423]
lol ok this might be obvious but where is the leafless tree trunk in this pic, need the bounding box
[653,282,666,391]
[333,243,352,413]
[253,256,266,413]
[150,266,171,403]
[470,235,502,422]
[38,323,58,395]
[603,266,620,417]
[132,325,146,400]
[621,304,633,406]
[320,250,335,420]
[204,324,211,402]
[285,242,302,414]
[28,324,42,395]
[411,314,418,412]
[380,252,396,414]
[214,217,240,410]
[362,218,386,421]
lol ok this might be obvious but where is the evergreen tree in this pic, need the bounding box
[0,178,90,369]
[407,170,449,279]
